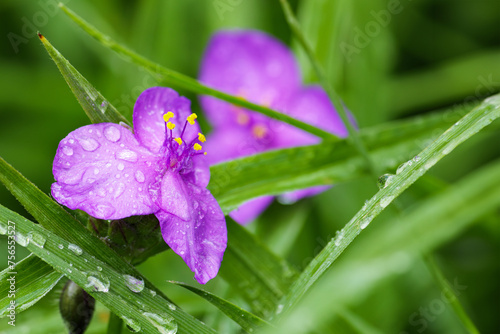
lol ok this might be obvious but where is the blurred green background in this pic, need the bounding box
[1,0,499,333]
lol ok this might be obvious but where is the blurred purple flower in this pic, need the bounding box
[199,30,349,224]
[51,87,227,284]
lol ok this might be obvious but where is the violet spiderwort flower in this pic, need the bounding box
[51,87,227,284]
[199,30,349,224]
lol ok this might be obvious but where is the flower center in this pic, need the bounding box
[162,111,207,171]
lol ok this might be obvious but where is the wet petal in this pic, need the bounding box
[204,127,267,165]
[229,196,274,225]
[52,123,159,219]
[199,30,301,127]
[156,182,227,284]
[133,87,200,153]
[279,185,331,204]
[273,86,349,148]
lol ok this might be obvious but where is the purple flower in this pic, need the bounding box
[51,87,227,284]
[199,30,349,224]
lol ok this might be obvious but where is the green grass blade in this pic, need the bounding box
[58,4,335,140]
[169,281,273,333]
[38,33,129,126]
[277,93,500,316]
[210,107,467,212]
[271,155,500,333]
[0,254,63,317]
[219,220,297,318]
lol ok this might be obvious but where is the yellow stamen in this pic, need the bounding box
[236,111,250,125]
[174,137,182,145]
[193,143,202,151]
[198,133,206,143]
[167,122,176,130]
[204,152,207,155]
[163,111,174,122]
[187,113,198,125]
[252,125,268,139]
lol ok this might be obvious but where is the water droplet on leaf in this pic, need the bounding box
[27,231,46,248]
[68,244,83,256]
[85,271,110,292]
[377,173,394,189]
[123,274,145,293]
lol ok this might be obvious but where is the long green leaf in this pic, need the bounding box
[169,281,273,333]
[0,254,63,317]
[58,4,335,140]
[271,155,500,333]
[38,33,129,125]
[276,93,500,316]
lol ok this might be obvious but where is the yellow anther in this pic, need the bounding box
[198,133,206,143]
[163,111,174,122]
[193,143,202,151]
[236,111,250,125]
[204,152,207,155]
[252,125,268,139]
[174,137,182,145]
[187,113,198,125]
[167,122,176,130]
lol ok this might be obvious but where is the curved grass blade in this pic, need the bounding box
[38,33,129,126]
[271,156,500,333]
[276,93,500,316]
[58,4,335,140]
[0,254,63,317]
[169,281,273,333]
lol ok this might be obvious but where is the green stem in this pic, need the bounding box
[107,312,123,334]
[278,0,379,178]
[424,255,480,334]
[58,4,336,141]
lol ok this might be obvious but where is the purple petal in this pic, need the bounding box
[229,196,274,225]
[155,177,227,284]
[199,30,301,127]
[204,127,268,165]
[133,87,200,154]
[279,185,331,204]
[272,86,349,149]
[51,123,159,219]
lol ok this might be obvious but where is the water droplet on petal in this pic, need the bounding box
[104,125,121,142]
[117,163,125,171]
[79,138,100,152]
[27,231,46,248]
[135,170,145,183]
[123,274,145,293]
[95,203,116,217]
[62,146,74,156]
[114,183,126,199]
[116,150,138,162]
[68,244,83,255]
[94,168,100,175]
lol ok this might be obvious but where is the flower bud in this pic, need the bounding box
[59,280,95,334]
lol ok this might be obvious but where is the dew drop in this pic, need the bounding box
[396,161,411,174]
[117,163,125,171]
[85,271,110,292]
[116,150,138,162]
[104,125,121,142]
[95,203,116,217]
[135,170,145,183]
[377,173,394,189]
[79,138,100,152]
[0,222,7,235]
[27,231,46,248]
[62,146,74,156]
[123,316,141,332]
[142,312,177,334]
[68,244,83,255]
[380,195,395,209]
[58,244,64,250]
[334,230,344,247]
[97,266,102,272]
[150,289,157,297]
[114,183,125,199]
[359,215,374,230]
[15,232,29,247]
[276,304,284,314]
[94,168,100,175]
[124,275,145,293]
[168,304,176,311]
